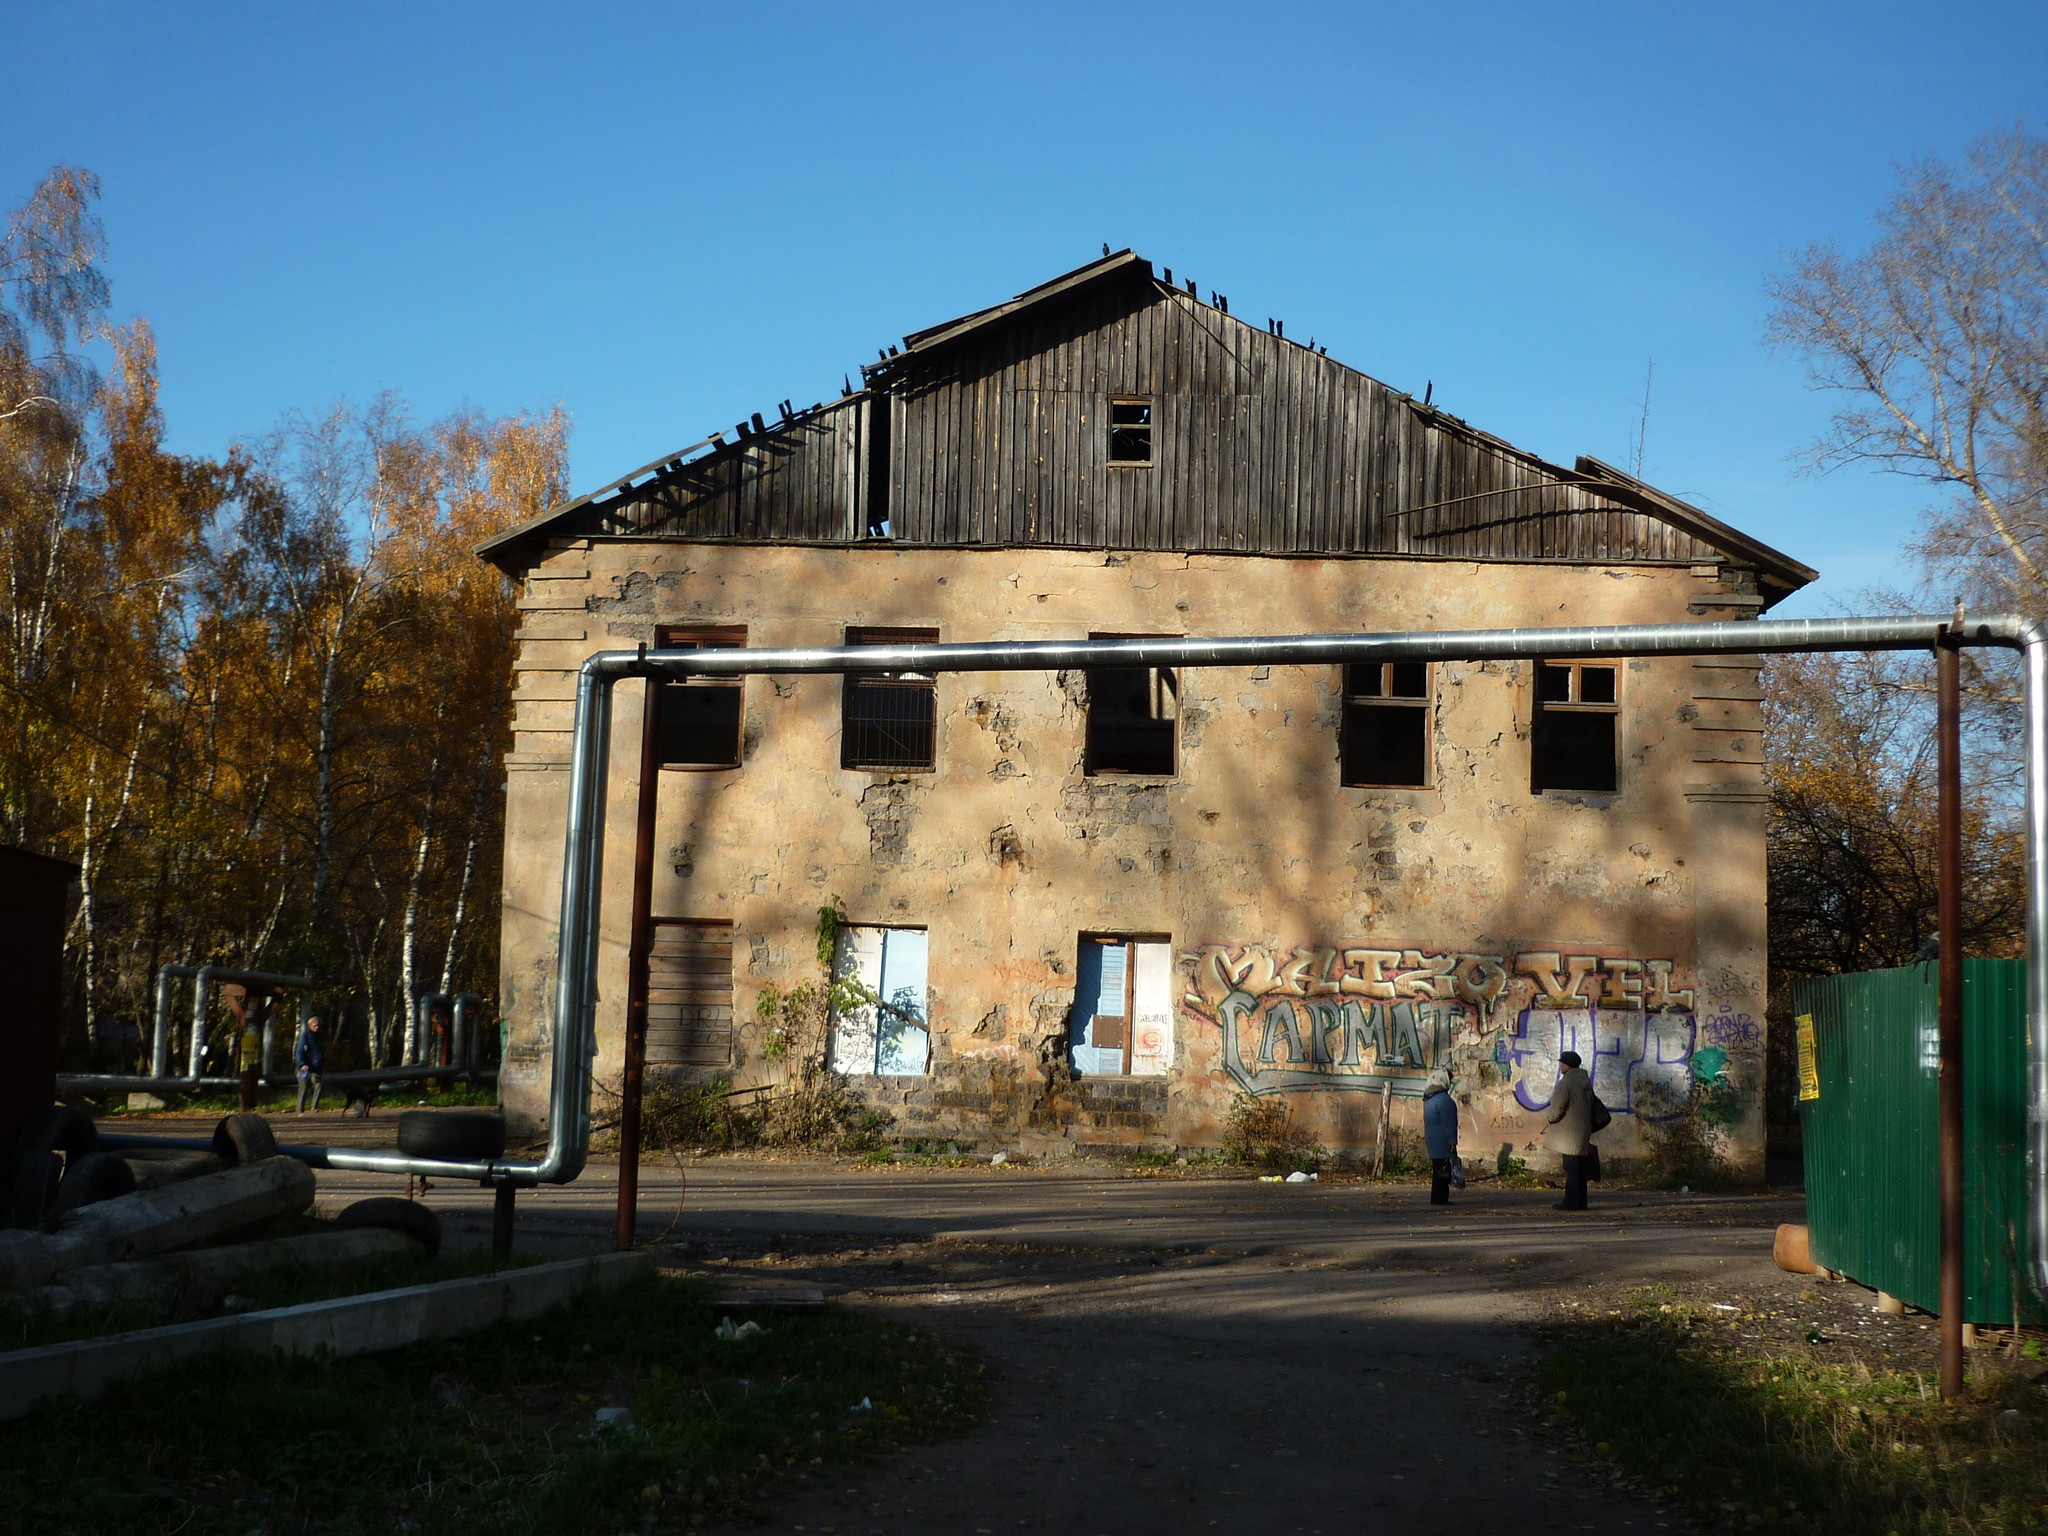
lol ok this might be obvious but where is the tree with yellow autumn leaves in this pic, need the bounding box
[1,165,566,1067]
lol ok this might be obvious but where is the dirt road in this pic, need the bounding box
[114,1115,1823,1532]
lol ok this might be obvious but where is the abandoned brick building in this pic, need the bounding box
[479,250,1815,1176]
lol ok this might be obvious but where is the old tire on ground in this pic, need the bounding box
[8,1104,100,1227]
[334,1196,441,1256]
[212,1112,278,1166]
[15,1104,99,1162]
[51,1150,138,1215]
[395,1110,505,1162]
[118,1148,227,1188]
[7,1151,62,1229]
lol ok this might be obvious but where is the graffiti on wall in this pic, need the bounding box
[1186,942,1714,1102]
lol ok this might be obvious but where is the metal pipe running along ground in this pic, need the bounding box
[73,614,2048,1245]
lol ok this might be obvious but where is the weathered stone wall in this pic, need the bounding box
[497,541,1768,1178]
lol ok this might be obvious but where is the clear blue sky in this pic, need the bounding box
[5,2,2044,614]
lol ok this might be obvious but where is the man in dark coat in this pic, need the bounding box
[293,1015,325,1113]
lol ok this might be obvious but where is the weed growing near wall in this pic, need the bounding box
[1540,1294,2048,1534]
[1220,1091,1326,1172]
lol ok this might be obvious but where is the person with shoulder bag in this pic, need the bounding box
[1543,1050,1595,1210]
[1422,1068,1464,1205]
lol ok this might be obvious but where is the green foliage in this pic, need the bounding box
[1220,1090,1326,1172]
[0,1274,983,1534]
[1541,1296,2048,1535]
[1636,1080,1743,1191]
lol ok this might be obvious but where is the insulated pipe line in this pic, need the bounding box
[587,613,2048,1285]
[148,964,198,1078]
[62,965,310,1094]
[79,613,2048,1235]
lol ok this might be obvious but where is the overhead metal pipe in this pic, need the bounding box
[61,966,309,1095]
[79,610,2048,1252]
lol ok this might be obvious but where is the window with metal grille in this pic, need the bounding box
[1340,661,1430,787]
[1531,662,1619,793]
[842,626,938,771]
[1108,398,1154,465]
[1085,635,1178,776]
[655,626,746,769]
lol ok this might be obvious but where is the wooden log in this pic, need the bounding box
[4,1226,426,1318]
[0,1156,316,1292]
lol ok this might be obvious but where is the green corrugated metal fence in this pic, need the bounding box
[1792,960,2044,1324]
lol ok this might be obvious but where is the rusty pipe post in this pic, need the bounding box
[1937,629,1966,1399]
[615,670,663,1251]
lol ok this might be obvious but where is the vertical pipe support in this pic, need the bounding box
[616,666,662,1251]
[1937,629,1966,1398]
[492,1181,517,1259]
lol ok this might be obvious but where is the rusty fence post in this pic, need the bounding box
[1937,625,1965,1399]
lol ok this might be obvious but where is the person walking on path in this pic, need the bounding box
[1422,1068,1460,1205]
[1544,1050,1594,1210]
[293,1015,325,1113]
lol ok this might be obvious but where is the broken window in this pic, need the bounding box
[655,626,746,769]
[1070,936,1175,1076]
[828,924,929,1075]
[842,627,938,771]
[1108,398,1154,465]
[1340,661,1430,787]
[645,919,734,1071]
[1531,662,1620,793]
[1085,635,1178,776]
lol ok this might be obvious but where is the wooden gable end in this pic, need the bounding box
[524,266,1773,581]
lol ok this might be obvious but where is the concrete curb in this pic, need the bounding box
[0,1249,653,1422]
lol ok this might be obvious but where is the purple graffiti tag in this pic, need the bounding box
[1700,1007,1760,1048]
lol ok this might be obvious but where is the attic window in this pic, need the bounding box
[1108,398,1153,465]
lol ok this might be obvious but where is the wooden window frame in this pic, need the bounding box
[1083,633,1179,779]
[1107,396,1155,468]
[842,626,939,773]
[1073,932,1174,1078]
[655,625,747,771]
[1531,660,1621,794]
[1339,661,1432,789]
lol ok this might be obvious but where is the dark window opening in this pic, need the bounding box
[843,627,938,771]
[1108,398,1154,465]
[656,627,746,769]
[1532,663,1619,793]
[1085,638,1177,776]
[1341,662,1430,788]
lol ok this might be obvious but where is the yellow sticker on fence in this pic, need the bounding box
[1796,1013,1820,1102]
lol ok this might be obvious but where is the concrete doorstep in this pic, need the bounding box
[0,1249,653,1422]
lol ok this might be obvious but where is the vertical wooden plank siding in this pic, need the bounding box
[586,279,1729,569]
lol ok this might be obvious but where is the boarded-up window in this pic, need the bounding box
[1070,936,1174,1076]
[828,924,929,1075]
[646,920,733,1070]
[1531,662,1619,793]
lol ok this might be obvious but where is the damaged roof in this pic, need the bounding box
[479,251,1816,602]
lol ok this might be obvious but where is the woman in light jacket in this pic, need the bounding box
[1422,1068,1459,1206]
[1544,1050,1594,1211]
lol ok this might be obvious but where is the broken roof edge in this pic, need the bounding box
[1571,456,1818,600]
[887,249,1151,361]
